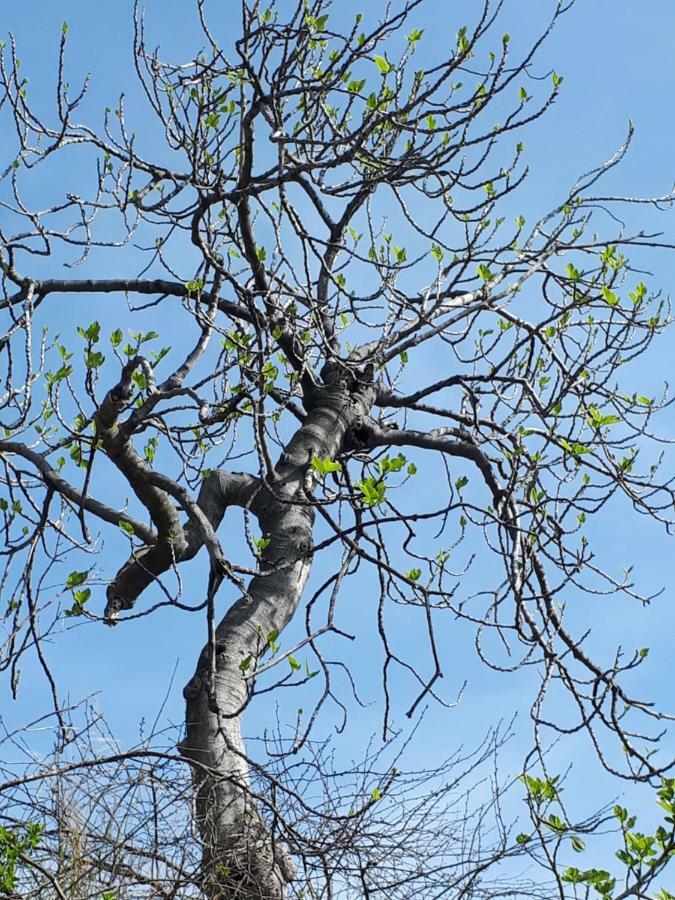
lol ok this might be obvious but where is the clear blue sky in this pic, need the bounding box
[2,0,675,883]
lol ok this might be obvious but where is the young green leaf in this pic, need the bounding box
[66,571,88,588]
[310,455,342,477]
[373,55,392,75]
[601,286,619,306]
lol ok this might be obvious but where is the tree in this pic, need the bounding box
[2,0,675,897]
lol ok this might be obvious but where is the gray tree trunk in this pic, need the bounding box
[178,379,376,898]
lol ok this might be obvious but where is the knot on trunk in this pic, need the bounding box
[344,414,376,452]
[260,523,313,568]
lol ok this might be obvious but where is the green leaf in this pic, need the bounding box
[371,787,381,801]
[310,455,342,477]
[184,278,204,294]
[47,363,73,385]
[66,570,88,588]
[586,405,620,428]
[373,55,392,75]
[253,536,270,555]
[405,568,422,581]
[69,442,83,467]
[566,263,580,281]
[430,243,444,262]
[357,477,386,507]
[552,71,563,88]
[601,285,619,306]
[408,28,423,43]
[455,475,469,489]
[562,868,583,884]
[265,630,279,654]
[262,360,279,383]
[77,321,101,343]
[239,655,252,672]
[118,520,135,536]
[110,328,123,347]
[64,603,85,618]
[379,453,406,475]
[516,833,530,845]
[456,26,470,55]
[144,437,158,463]
[476,263,493,283]
[629,281,647,304]
[305,659,318,679]
[85,350,105,369]
[571,835,585,852]
[288,655,301,671]
[545,815,567,833]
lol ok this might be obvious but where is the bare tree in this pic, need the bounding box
[2,0,675,897]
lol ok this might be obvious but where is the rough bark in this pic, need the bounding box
[178,377,376,898]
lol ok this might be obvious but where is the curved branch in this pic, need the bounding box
[0,439,157,544]
[356,418,505,504]
[106,470,259,617]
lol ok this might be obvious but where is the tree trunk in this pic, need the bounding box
[179,378,376,898]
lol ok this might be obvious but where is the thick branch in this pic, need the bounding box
[106,470,258,616]
[355,418,505,503]
[0,439,156,544]
[2,277,252,322]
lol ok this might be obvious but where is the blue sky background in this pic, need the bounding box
[2,0,675,884]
